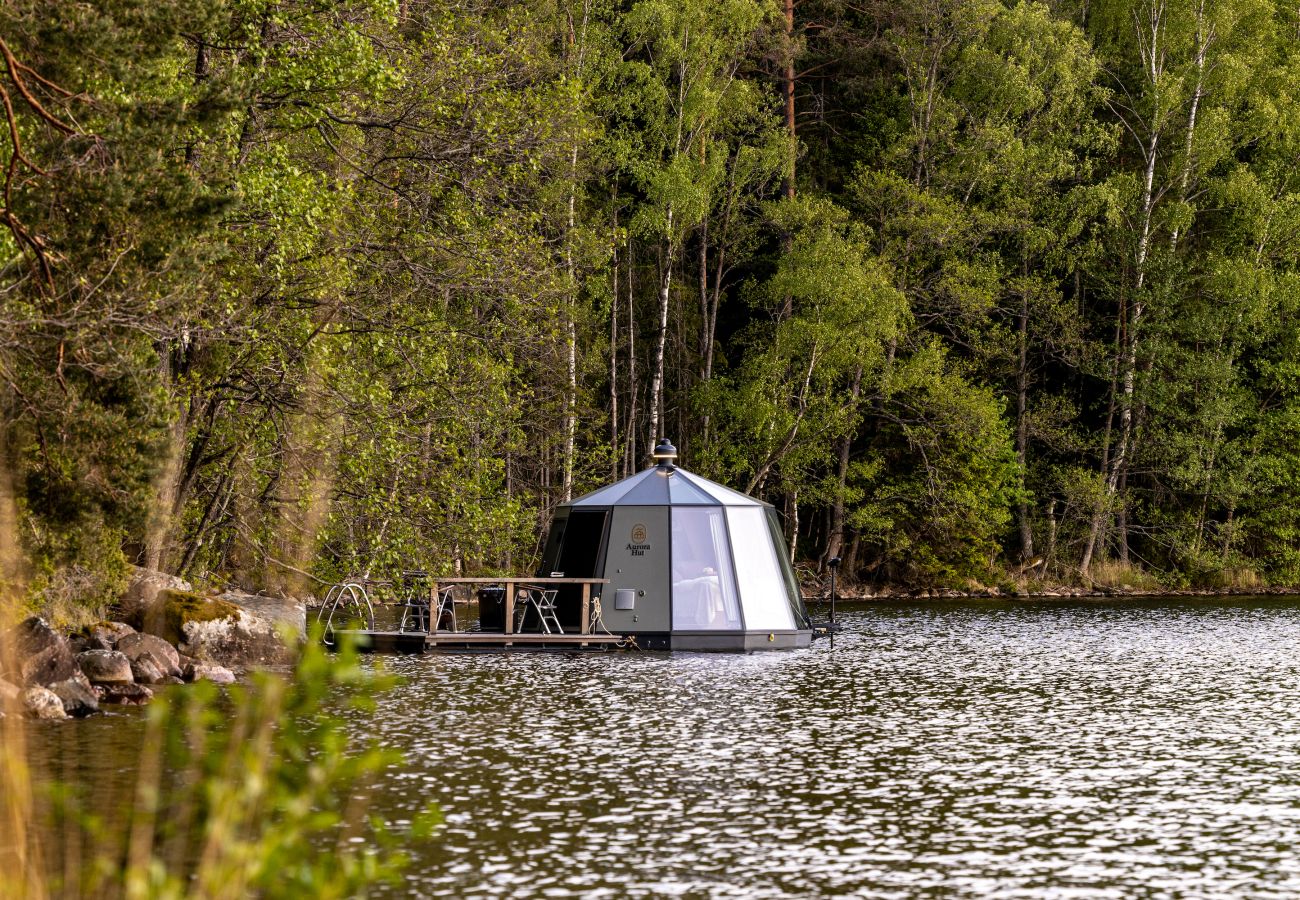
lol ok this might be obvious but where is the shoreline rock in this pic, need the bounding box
[4,567,292,720]
[117,632,183,679]
[185,662,236,685]
[811,585,1300,602]
[121,565,194,623]
[6,617,77,687]
[23,686,68,719]
[99,683,153,705]
[49,676,100,717]
[129,588,295,667]
[77,650,133,684]
[218,591,306,638]
[7,568,278,720]
[130,656,166,685]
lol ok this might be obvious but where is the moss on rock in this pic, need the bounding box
[150,589,240,646]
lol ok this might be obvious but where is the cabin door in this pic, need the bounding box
[552,510,608,630]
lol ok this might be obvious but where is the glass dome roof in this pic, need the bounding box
[566,466,766,508]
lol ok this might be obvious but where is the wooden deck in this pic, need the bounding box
[326,630,429,653]
[426,632,630,651]
[327,629,633,654]
[431,576,608,638]
[321,575,631,653]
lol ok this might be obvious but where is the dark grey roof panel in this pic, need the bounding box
[618,469,675,504]
[566,465,764,508]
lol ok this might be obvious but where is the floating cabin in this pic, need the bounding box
[540,441,813,651]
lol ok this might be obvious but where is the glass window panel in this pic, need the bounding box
[766,509,807,626]
[727,507,796,630]
[666,474,715,505]
[671,508,741,630]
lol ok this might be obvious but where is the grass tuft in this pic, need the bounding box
[1088,559,1164,592]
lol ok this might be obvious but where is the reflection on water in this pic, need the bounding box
[360,599,1300,897]
[31,598,1300,897]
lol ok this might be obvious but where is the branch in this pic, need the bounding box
[0,37,75,134]
[0,35,80,288]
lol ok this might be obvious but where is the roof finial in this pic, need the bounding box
[652,438,677,471]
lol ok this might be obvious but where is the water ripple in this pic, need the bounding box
[356,599,1300,898]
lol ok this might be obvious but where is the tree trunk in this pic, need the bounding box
[626,237,637,477]
[145,36,215,571]
[562,140,579,502]
[1220,506,1236,560]
[143,350,191,571]
[783,0,796,201]
[786,488,799,563]
[1046,499,1058,576]
[1105,122,1159,511]
[647,226,674,454]
[844,532,861,581]
[700,158,735,448]
[560,3,593,501]
[1080,307,1122,575]
[610,206,620,481]
[1083,4,1165,574]
[183,39,208,168]
[0,423,23,594]
[825,365,862,567]
[1015,287,1034,561]
[698,221,709,380]
[1116,466,1129,564]
[1170,0,1210,252]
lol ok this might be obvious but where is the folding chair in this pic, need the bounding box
[515,586,564,634]
[398,571,431,633]
[434,584,459,632]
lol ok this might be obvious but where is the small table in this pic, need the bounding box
[430,577,609,636]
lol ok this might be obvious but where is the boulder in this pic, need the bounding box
[137,589,233,645]
[183,611,293,665]
[49,677,100,717]
[70,621,136,653]
[121,566,193,623]
[70,631,111,653]
[6,617,77,687]
[146,590,293,666]
[22,686,68,719]
[76,650,133,684]
[95,621,136,645]
[218,591,307,638]
[185,662,235,685]
[116,632,182,679]
[129,656,166,685]
[98,683,153,705]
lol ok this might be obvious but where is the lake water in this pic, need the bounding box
[30,598,1300,896]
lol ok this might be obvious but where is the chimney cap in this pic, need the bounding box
[652,438,678,470]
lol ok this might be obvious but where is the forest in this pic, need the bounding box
[2,0,1300,609]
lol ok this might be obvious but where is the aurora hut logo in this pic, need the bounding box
[628,523,650,556]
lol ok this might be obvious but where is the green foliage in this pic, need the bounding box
[1,0,229,606]
[6,0,1300,602]
[859,343,1022,585]
[15,632,438,898]
[699,195,904,496]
